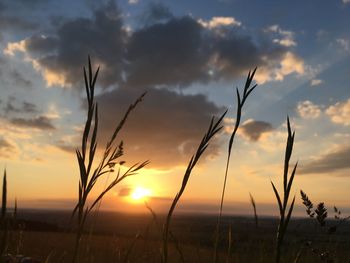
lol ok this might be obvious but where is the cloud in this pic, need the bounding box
[0,3,38,33]
[0,138,12,148]
[198,16,241,29]
[299,145,350,175]
[310,79,323,86]
[239,119,273,141]
[3,97,38,115]
[118,187,132,196]
[274,52,304,80]
[9,69,32,87]
[326,98,350,126]
[3,40,27,56]
[96,87,225,168]
[0,136,18,159]
[10,116,55,130]
[336,38,350,51]
[343,0,350,4]
[0,137,17,158]
[126,16,209,88]
[5,2,305,89]
[14,1,127,87]
[139,2,173,26]
[254,52,305,84]
[56,144,76,153]
[128,0,139,4]
[296,100,321,119]
[265,24,297,47]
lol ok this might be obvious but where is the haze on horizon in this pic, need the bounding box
[0,0,349,216]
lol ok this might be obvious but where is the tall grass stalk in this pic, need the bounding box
[249,192,258,228]
[71,57,149,263]
[13,198,17,221]
[1,169,6,221]
[0,168,7,257]
[162,111,227,263]
[213,68,258,262]
[271,117,298,263]
[225,224,232,263]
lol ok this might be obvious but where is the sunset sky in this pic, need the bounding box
[0,0,349,216]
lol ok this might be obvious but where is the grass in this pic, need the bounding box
[162,111,227,263]
[0,169,7,257]
[71,57,149,262]
[270,117,297,263]
[214,67,258,263]
[1,169,6,222]
[249,192,258,229]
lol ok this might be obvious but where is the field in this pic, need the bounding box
[2,210,350,262]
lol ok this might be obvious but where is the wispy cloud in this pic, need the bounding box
[198,16,241,29]
[336,38,350,51]
[10,116,55,130]
[265,24,297,47]
[310,79,323,86]
[128,0,139,4]
[326,98,350,126]
[300,144,350,175]
[3,97,38,114]
[297,100,321,119]
[0,137,17,158]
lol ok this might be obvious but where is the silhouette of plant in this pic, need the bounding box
[271,117,297,263]
[71,57,149,263]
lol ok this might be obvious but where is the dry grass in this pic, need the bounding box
[162,111,226,263]
[271,117,297,263]
[249,192,258,229]
[214,68,258,262]
[0,169,7,257]
[71,57,149,262]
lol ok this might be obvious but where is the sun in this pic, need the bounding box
[130,187,151,201]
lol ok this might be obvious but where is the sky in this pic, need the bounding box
[0,0,349,216]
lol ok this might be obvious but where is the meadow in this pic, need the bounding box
[1,59,349,263]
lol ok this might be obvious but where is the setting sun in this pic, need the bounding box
[130,187,152,201]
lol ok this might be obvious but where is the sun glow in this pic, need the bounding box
[130,187,151,201]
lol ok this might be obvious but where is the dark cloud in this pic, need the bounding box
[0,15,38,32]
[14,0,49,8]
[10,116,55,130]
[138,2,174,26]
[0,2,38,32]
[240,120,273,141]
[20,2,289,89]
[126,16,210,88]
[299,145,350,175]
[25,1,126,87]
[97,87,224,168]
[25,35,59,55]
